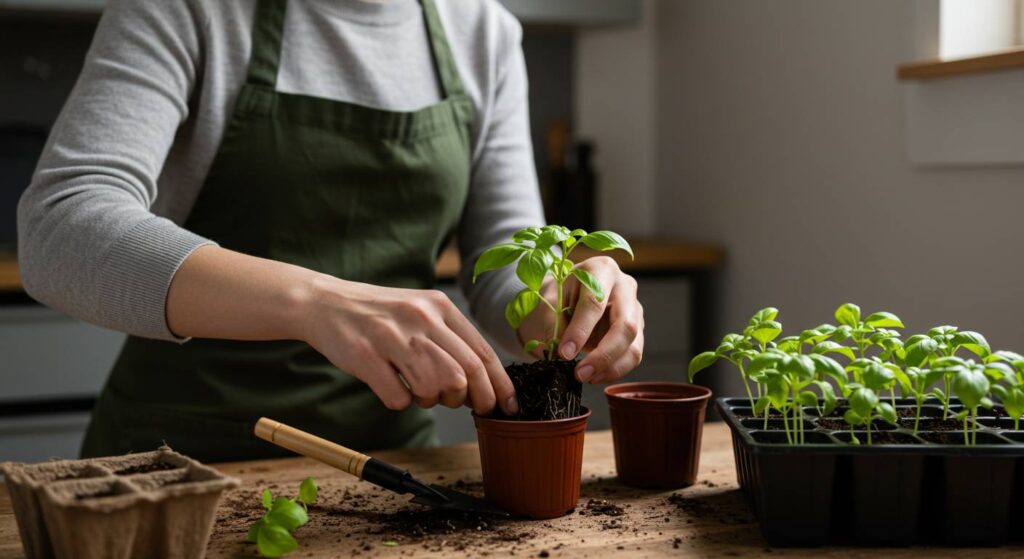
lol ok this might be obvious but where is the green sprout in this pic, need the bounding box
[248,477,319,557]
[902,326,991,418]
[989,351,1024,430]
[840,361,899,445]
[473,225,632,359]
[893,366,944,434]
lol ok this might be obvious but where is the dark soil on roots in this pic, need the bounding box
[498,359,582,421]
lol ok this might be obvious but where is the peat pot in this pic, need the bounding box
[605,382,713,489]
[473,407,590,519]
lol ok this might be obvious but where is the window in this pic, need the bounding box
[940,0,1024,59]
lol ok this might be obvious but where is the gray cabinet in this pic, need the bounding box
[0,306,125,463]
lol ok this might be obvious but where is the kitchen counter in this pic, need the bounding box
[0,240,723,293]
[2,423,1015,557]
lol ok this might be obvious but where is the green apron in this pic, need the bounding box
[81,0,473,462]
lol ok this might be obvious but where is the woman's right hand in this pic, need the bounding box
[299,274,519,416]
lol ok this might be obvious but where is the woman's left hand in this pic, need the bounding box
[518,256,644,384]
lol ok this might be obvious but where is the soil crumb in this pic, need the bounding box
[579,498,624,517]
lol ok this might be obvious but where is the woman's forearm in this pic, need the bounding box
[165,245,317,341]
[165,244,517,415]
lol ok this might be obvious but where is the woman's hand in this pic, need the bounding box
[301,276,518,416]
[518,256,644,384]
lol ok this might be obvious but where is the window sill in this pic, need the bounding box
[898,47,1024,80]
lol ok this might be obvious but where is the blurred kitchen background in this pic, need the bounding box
[2,0,1024,462]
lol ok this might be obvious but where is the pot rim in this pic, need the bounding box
[472,406,592,426]
[604,381,712,404]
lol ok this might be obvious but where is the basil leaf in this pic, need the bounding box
[472,244,526,282]
[579,230,634,258]
[257,522,299,558]
[247,519,264,543]
[688,351,719,381]
[952,331,991,358]
[834,303,861,328]
[571,267,605,302]
[504,289,540,329]
[514,249,552,291]
[262,489,273,511]
[952,368,990,410]
[267,498,308,531]
[864,311,905,329]
[751,320,782,346]
[298,478,318,505]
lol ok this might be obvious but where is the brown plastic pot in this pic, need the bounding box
[605,382,712,489]
[473,407,591,519]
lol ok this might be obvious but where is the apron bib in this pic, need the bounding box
[81,0,473,461]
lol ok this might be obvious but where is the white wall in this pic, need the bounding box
[574,0,658,237]
[652,0,1024,395]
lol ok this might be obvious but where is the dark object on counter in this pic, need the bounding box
[0,124,48,250]
[254,418,508,517]
[718,397,1024,547]
[1,446,239,559]
[549,141,597,231]
[606,382,712,489]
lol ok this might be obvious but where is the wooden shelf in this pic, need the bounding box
[898,47,1024,80]
[0,255,19,292]
[0,240,724,293]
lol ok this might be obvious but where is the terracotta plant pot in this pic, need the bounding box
[474,407,591,519]
[2,447,238,559]
[605,382,712,489]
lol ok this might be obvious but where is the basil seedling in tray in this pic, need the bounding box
[691,303,1024,446]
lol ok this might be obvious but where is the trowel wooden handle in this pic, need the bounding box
[254,417,370,478]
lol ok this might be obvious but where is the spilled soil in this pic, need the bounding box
[210,472,760,557]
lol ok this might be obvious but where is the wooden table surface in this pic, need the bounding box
[0,240,723,293]
[2,423,1016,558]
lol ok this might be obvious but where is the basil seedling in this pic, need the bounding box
[248,477,319,557]
[473,225,632,359]
[688,309,778,408]
[988,351,1024,430]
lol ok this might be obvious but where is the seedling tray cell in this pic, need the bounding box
[717,397,1024,547]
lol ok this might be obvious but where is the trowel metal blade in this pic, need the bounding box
[410,484,510,517]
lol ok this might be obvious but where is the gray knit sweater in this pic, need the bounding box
[16,0,543,354]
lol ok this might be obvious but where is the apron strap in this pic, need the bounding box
[420,0,467,99]
[246,0,288,88]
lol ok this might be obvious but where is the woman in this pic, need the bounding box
[17,0,644,462]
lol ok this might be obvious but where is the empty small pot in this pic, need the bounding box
[473,408,590,519]
[605,382,712,489]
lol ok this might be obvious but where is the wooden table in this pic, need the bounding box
[1,423,1014,558]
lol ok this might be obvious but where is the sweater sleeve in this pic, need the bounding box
[456,13,546,358]
[16,0,215,342]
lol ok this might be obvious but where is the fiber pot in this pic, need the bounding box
[605,382,712,489]
[2,447,238,559]
[473,407,591,519]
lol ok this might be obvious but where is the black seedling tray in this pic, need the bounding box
[717,397,1024,547]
